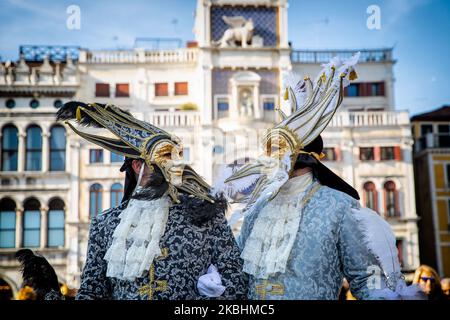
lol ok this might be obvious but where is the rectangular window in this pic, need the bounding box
[95,83,110,97]
[360,147,374,161]
[115,83,130,97]
[217,100,229,119]
[346,84,360,97]
[89,149,103,164]
[110,152,124,163]
[23,210,40,247]
[380,147,395,161]
[155,83,168,97]
[47,210,64,247]
[370,83,380,96]
[263,100,276,122]
[369,82,385,96]
[438,125,450,148]
[263,101,275,110]
[322,148,336,161]
[174,82,188,96]
[420,124,433,136]
[0,211,16,248]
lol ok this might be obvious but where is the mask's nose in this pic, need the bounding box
[170,159,186,168]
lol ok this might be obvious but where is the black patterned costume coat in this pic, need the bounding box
[74,198,248,300]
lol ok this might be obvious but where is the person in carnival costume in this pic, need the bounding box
[16,101,247,300]
[216,53,424,300]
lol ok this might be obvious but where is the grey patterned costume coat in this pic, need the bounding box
[237,181,390,300]
[75,199,248,300]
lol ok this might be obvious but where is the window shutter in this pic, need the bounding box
[359,83,366,97]
[95,83,110,97]
[379,82,385,96]
[374,146,381,161]
[175,82,188,95]
[394,146,402,161]
[155,83,168,96]
[115,83,129,97]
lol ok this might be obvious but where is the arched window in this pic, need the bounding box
[23,198,41,247]
[0,198,16,248]
[1,125,18,171]
[25,126,42,171]
[89,183,103,218]
[363,182,378,212]
[110,183,123,208]
[47,198,65,248]
[49,126,66,171]
[384,181,399,217]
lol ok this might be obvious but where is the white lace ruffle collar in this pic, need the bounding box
[241,172,314,279]
[104,195,171,281]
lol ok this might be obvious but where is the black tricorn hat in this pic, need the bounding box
[296,135,360,200]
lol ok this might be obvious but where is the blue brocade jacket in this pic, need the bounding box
[74,200,248,300]
[237,182,389,300]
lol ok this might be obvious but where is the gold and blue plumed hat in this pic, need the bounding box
[56,101,214,203]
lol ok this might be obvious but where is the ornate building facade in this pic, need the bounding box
[0,0,419,299]
[412,106,450,278]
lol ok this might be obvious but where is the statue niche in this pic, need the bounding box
[239,88,254,117]
[214,16,254,48]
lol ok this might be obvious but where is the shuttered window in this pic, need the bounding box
[115,83,130,97]
[155,83,168,96]
[174,82,188,96]
[95,83,110,97]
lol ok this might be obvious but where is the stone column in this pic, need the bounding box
[42,131,50,172]
[15,207,23,248]
[377,187,384,216]
[278,0,289,48]
[18,131,26,172]
[40,206,48,248]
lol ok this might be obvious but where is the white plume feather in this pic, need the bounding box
[212,164,261,199]
[351,207,401,276]
[351,206,426,299]
[370,279,426,300]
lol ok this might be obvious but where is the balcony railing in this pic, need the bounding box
[415,133,450,152]
[328,111,409,128]
[147,111,201,127]
[79,48,198,64]
[291,48,393,64]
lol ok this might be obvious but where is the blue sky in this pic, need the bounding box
[1,0,449,115]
